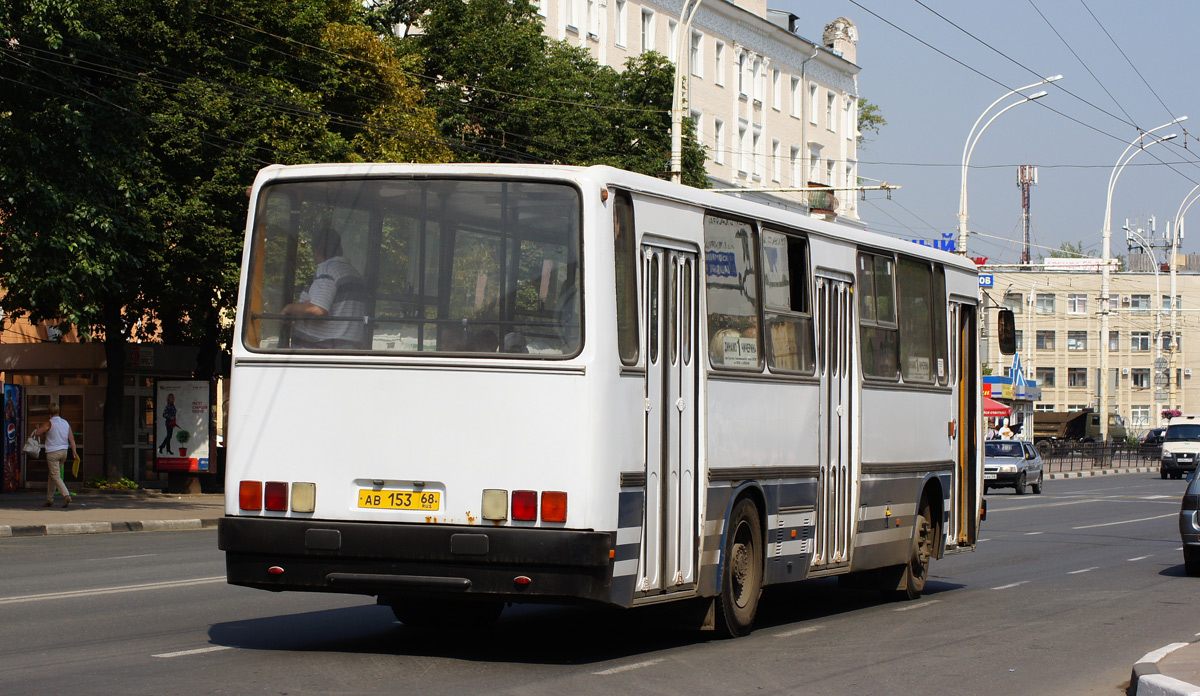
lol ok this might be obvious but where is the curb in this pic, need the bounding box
[1129,643,1200,696]
[1048,466,1157,480]
[0,517,218,538]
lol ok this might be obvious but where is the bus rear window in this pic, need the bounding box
[243,178,582,356]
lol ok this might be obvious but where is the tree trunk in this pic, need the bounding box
[102,305,128,484]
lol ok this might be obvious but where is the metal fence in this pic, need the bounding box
[1038,442,1160,473]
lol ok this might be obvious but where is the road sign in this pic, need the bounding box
[1156,390,1168,401]
[1155,372,1169,387]
[979,274,994,287]
[1155,357,1168,371]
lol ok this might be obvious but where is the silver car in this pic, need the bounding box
[1181,473,1200,576]
[984,440,1044,495]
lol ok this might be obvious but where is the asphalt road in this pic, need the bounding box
[1,474,1195,696]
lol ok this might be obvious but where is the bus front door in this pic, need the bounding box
[949,302,981,549]
[638,244,699,595]
[813,276,856,569]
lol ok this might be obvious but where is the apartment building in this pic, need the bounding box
[983,263,1200,434]
[537,0,862,219]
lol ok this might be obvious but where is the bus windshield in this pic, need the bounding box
[243,178,582,356]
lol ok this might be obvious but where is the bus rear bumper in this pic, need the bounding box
[218,516,617,604]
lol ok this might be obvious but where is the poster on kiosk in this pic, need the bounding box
[155,380,212,473]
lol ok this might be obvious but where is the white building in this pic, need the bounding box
[537,0,863,220]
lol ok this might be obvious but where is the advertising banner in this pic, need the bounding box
[154,381,212,473]
[3,384,23,493]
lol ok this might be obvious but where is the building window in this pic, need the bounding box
[1068,367,1088,387]
[1036,330,1055,351]
[826,159,834,186]
[845,163,856,211]
[1036,367,1055,387]
[1131,368,1151,389]
[737,52,747,97]
[640,9,654,53]
[564,0,577,29]
[1162,331,1181,351]
[690,30,702,76]
[1131,331,1150,351]
[809,83,818,124]
[1067,330,1088,351]
[845,97,854,139]
[1130,294,1151,314]
[826,91,836,131]
[772,69,781,110]
[771,139,781,182]
[791,77,800,117]
[1109,330,1120,351]
[1014,330,1023,352]
[1036,293,1055,314]
[1035,403,1056,412]
[738,122,748,174]
[752,127,763,180]
[714,41,724,86]
[1067,293,1087,314]
[1003,292,1023,314]
[713,118,725,164]
[614,0,627,46]
[586,0,598,37]
[753,59,764,102]
[790,146,801,186]
[1131,405,1151,427]
[809,148,819,184]
[667,19,678,62]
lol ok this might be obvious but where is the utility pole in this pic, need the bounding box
[1017,166,1037,264]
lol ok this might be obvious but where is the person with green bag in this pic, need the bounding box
[32,403,77,508]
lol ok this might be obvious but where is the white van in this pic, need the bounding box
[1161,414,1200,479]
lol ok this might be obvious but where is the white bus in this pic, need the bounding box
[220,163,985,636]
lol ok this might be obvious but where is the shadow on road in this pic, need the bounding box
[207,577,965,663]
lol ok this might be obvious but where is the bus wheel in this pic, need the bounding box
[715,499,763,638]
[884,501,934,601]
[389,599,504,628]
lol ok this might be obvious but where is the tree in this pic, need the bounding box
[857,98,886,149]
[398,0,707,184]
[1047,240,1094,258]
[0,0,444,481]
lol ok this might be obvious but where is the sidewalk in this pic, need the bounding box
[0,489,223,537]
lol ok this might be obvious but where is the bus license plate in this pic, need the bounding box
[358,489,441,511]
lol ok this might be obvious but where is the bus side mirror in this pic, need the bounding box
[997,309,1016,355]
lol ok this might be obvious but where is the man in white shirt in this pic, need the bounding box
[282,229,366,349]
[33,403,78,508]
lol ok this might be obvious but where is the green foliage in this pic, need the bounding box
[857,98,886,149]
[176,429,191,444]
[85,476,139,490]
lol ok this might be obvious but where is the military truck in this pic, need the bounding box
[1032,409,1127,454]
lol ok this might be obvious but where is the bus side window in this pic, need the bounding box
[614,191,639,365]
[761,227,814,374]
[857,251,899,380]
[703,214,762,371]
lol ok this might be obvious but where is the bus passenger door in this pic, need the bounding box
[638,244,699,594]
[949,303,981,548]
[812,276,856,569]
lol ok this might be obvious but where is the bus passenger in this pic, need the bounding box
[282,230,366,349]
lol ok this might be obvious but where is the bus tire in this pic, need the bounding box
[883,500,935,602]
[714,498,763,638]
[389,598,504,629]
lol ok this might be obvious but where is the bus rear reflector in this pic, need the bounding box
[264,481,288,511]
[239,481,262,511]
[541,491,567,522]
[512,490,537,521]
[291,482,316,513]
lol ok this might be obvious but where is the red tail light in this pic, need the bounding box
[541,491,567,522]
[264,481,288,511]
[512,490,537,521]
[239,481,262,511]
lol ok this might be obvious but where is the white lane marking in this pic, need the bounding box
[978,538,991,543]
[0,577,225,605]
[1072,513,1176,530]
[1068,567,1099,575]
[992,581,1029,590]
[99,554,156,561]
[1128,555,1153,562]
[1024,532,1044,536]
[594,659,664,675]
[893,600,940,612]
[774,625,823,638]
[153,646,233,659]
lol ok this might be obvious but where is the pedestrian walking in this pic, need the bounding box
[32,403,78,508]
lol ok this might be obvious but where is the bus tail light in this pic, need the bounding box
[541,491,567,522]
[482,489,508,521]
[512,490,537,521]
[239,481,262,511]
[291,482,316,513]
[264,481,288,511]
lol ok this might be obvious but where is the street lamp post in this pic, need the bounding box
[1170,185,1200,409]
[957,76,1062,255]
[1098,117,1186,441]
[670,0,703,184]
[1126,225,1163,417]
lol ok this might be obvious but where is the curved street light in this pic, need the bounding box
[670,0,703,184]
[957,75,1062,255]
[1167,184,1200,407]
[1098,117,1187,440]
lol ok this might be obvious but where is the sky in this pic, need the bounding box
[776,0,1200,265]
